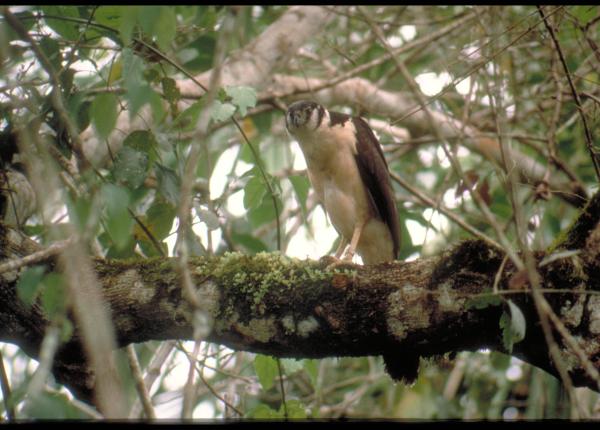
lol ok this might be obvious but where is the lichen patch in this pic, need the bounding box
[386,284,430,341]
[234,316,277,343]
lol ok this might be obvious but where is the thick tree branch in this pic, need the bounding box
[0,191,599,406]
[177,6,334,95]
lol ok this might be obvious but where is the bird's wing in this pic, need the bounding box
[351,116,400,258]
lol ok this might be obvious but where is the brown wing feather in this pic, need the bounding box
[351,116,400,258]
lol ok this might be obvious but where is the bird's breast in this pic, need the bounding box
[295,121,372,238]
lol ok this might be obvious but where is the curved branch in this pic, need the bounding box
[176,6,335,96]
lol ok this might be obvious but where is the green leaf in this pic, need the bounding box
[247,404,282,419]
[138,7,161,35]
[500,299,526,353]
[119,6,140,46]
[182,35,216,72]
[145,200,176,240]
[38,37,62,72]
[90,93,118,140]
[288,175,309,218]
[489,351,511,371]
[280,399,307,419]
[508,299,526,343]
[24,389,91,419]
[248,195,282,229]
[94,6,123,29]
[194,6,218,29]
[41,6,81,40]
[16,265,46,307]
[466,290,502,310]
[161,77,180,104]
[303,359,319,387]
[102,183,133,250]
[106,239,137,259]
[281,358,303,375]
[122,48,152,117]
[239,139,260,164]
[230,232,268,253]
[40,273,67,318]
[211,100,236,123]
[128,84,154,119]
[148,89,167,124]
[112,145,149,189]
[67,93,91,133]
[225,85,257,117]
[172,100,204,132]
[154,6,177,51]
[572,6,597,24]
[155,164,180,206]
[243,175,267,210]
[66,194,94,233]
[122,130,159,163]
[254,354,278,391]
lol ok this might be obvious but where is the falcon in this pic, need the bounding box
[285,100,400,264]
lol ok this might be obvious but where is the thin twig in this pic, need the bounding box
[0,350,15,421]
[390,171,503,250]
[485,12,584,419]
[43,387,103,419]
[388,6,565,126]
[126,345,156,420]
[2,8,88,169]
[129,341,176,419]
[543,298,600,391]
[128,209,166,257]
[0,238,73,275]
[276,358,288,419]
[197,361,243,417]
[538,5,600,182]
[26,323,61,399]
[174,9,233,319]
[264,9,479,102]
[181,341,201,419]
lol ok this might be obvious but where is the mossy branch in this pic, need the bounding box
[0,191,598,405]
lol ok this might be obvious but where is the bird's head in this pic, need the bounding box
[285,100,325,135]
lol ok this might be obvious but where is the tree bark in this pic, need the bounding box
[0,192,599,407]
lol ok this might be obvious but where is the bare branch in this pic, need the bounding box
[538,6,600,182]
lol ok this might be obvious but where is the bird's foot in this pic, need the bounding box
[319,254,357,271]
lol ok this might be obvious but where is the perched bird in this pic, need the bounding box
[285,100,399,264]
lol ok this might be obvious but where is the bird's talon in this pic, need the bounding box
[318,255,340,268]
[342,252,354,262]
[322,256,357,271]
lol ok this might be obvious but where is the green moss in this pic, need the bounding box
[196,251,354,325]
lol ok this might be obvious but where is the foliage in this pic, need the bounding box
[0,4,599,420]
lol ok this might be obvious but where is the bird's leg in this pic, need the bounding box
[318,236,348,268]
[341,220,366,262]
[334,236,349,259]
[322,221,366,269]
